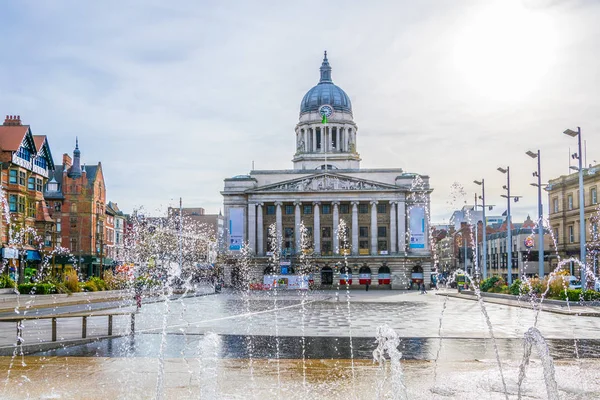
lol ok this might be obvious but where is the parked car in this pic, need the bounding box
[567,276,582,290]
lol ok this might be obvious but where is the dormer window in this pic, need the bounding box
[47,180,59,192]
[16,146,31,161]
[34,157,47,169]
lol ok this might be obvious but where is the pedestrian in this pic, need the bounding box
[365,281,370,292]
[421,282,427,294]
[135,282,143,310]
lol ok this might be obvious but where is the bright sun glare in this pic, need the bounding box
[453,1,557,101]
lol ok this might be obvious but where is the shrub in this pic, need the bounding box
[88,277,106,291]
[17,283,56,295]
[509,279,522,296]
[480,276,503,292]
[0,274,16,289]
[558,289,600,302]
[63,268,81,293]
[103,271,127,290]
[82,281,97,292]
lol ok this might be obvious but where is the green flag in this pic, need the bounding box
[322,114,328,124]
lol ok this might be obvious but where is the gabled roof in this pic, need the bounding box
[0,124,35,152]
[32,135,55,170]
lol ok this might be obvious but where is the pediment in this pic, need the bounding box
[249,173,399,193]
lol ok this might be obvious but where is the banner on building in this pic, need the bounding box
[2,248,19,259]
[409,206,425,249]
[229,208,244,250]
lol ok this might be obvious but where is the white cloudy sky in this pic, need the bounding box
[1,0,599,222]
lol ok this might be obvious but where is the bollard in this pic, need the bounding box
[52,317,57,342]
[130,313,135,335]
[108,315,113,336]
[82,316,87,339]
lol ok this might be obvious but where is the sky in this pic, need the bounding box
[1,0,599,223]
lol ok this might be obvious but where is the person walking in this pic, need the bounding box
[420,282,427,294]
[365,281,370,292]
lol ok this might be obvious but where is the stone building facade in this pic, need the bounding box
[222,53,433,289]
[547,164,600,275]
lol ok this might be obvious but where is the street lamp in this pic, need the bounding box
[564,127,586,289]
[526,150,545,279]
[497,166,522,285]
[474,179,489,280]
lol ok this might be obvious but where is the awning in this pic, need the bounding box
[26,250,42,261]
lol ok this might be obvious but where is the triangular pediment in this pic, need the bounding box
[249,173,399,193]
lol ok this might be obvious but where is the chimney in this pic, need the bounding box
[3,115,22,126]
[63,153,72,168]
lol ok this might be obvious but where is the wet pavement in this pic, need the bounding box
[31,333,600,361]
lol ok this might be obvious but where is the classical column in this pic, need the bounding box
[390,201,397,254]
[275,202,283,249]
[332,201,340,254]
[312,128,316,152]
[336,127,341,152]
[257,203,264,255]
[370,201,378,255]
[397,201,406,253]
[248,203,256,254]
[313,202,321,254]
[294,201,302,252]
[351,201,359,255]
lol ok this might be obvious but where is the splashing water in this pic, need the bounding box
[517,327,559,400]
[373,325,407,400]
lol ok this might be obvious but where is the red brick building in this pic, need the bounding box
[45,139,108,278]
[0,115,55,282]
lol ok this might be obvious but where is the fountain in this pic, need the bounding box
[0,191,599,399]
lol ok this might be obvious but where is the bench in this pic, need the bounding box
[0,311,137,345]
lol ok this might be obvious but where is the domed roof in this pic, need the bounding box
[300,52,352,114]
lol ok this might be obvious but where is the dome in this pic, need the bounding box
[300,52,352,114]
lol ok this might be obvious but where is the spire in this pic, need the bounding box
[319,50,332,84]
[67,137,82,178]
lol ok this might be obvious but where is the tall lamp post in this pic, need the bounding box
[474,179,488,280]
[526,150,545,279]
[564,127,586,289]
[497,167,521,285]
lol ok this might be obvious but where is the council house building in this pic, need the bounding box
[222,52,433,289]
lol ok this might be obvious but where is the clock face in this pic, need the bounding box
[319,105,333,118]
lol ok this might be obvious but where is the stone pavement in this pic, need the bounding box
[440,290,600,317]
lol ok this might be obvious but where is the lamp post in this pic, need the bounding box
[526,150,545,279]
[474,179,488,280]
[497,167,521,285]
[564,127,586,289]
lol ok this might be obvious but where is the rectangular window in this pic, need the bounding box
[340,204,349,214]
[284,227,294,238]
[552,198,559,213]
[567,194,573,210]
[45,234,52,247]
[359,240,369,253]
[27,200,36,218]
[266,205,276,215]
[27,177,35,190]
[378,240,388,251]
[378,226,387,237]
[322,227,331,238]
[303,205,312,215]
[71,203,77,213]
[54,202,62,212]
[18,171,25,186]
[17,196,25,213]
[321,241,332,255]
[36,178,42,192]
[568,225,574,243]
[359,226,369,238]
[377,203,387,214]
[9,169,17,184]
[284,205,294,215]
[591,187,598,205]
[322,204,331,214]
[57,219,61,232]
[358,203,369,214]
[9,195,16,212]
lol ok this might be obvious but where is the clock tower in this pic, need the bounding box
[292,52,361,170]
